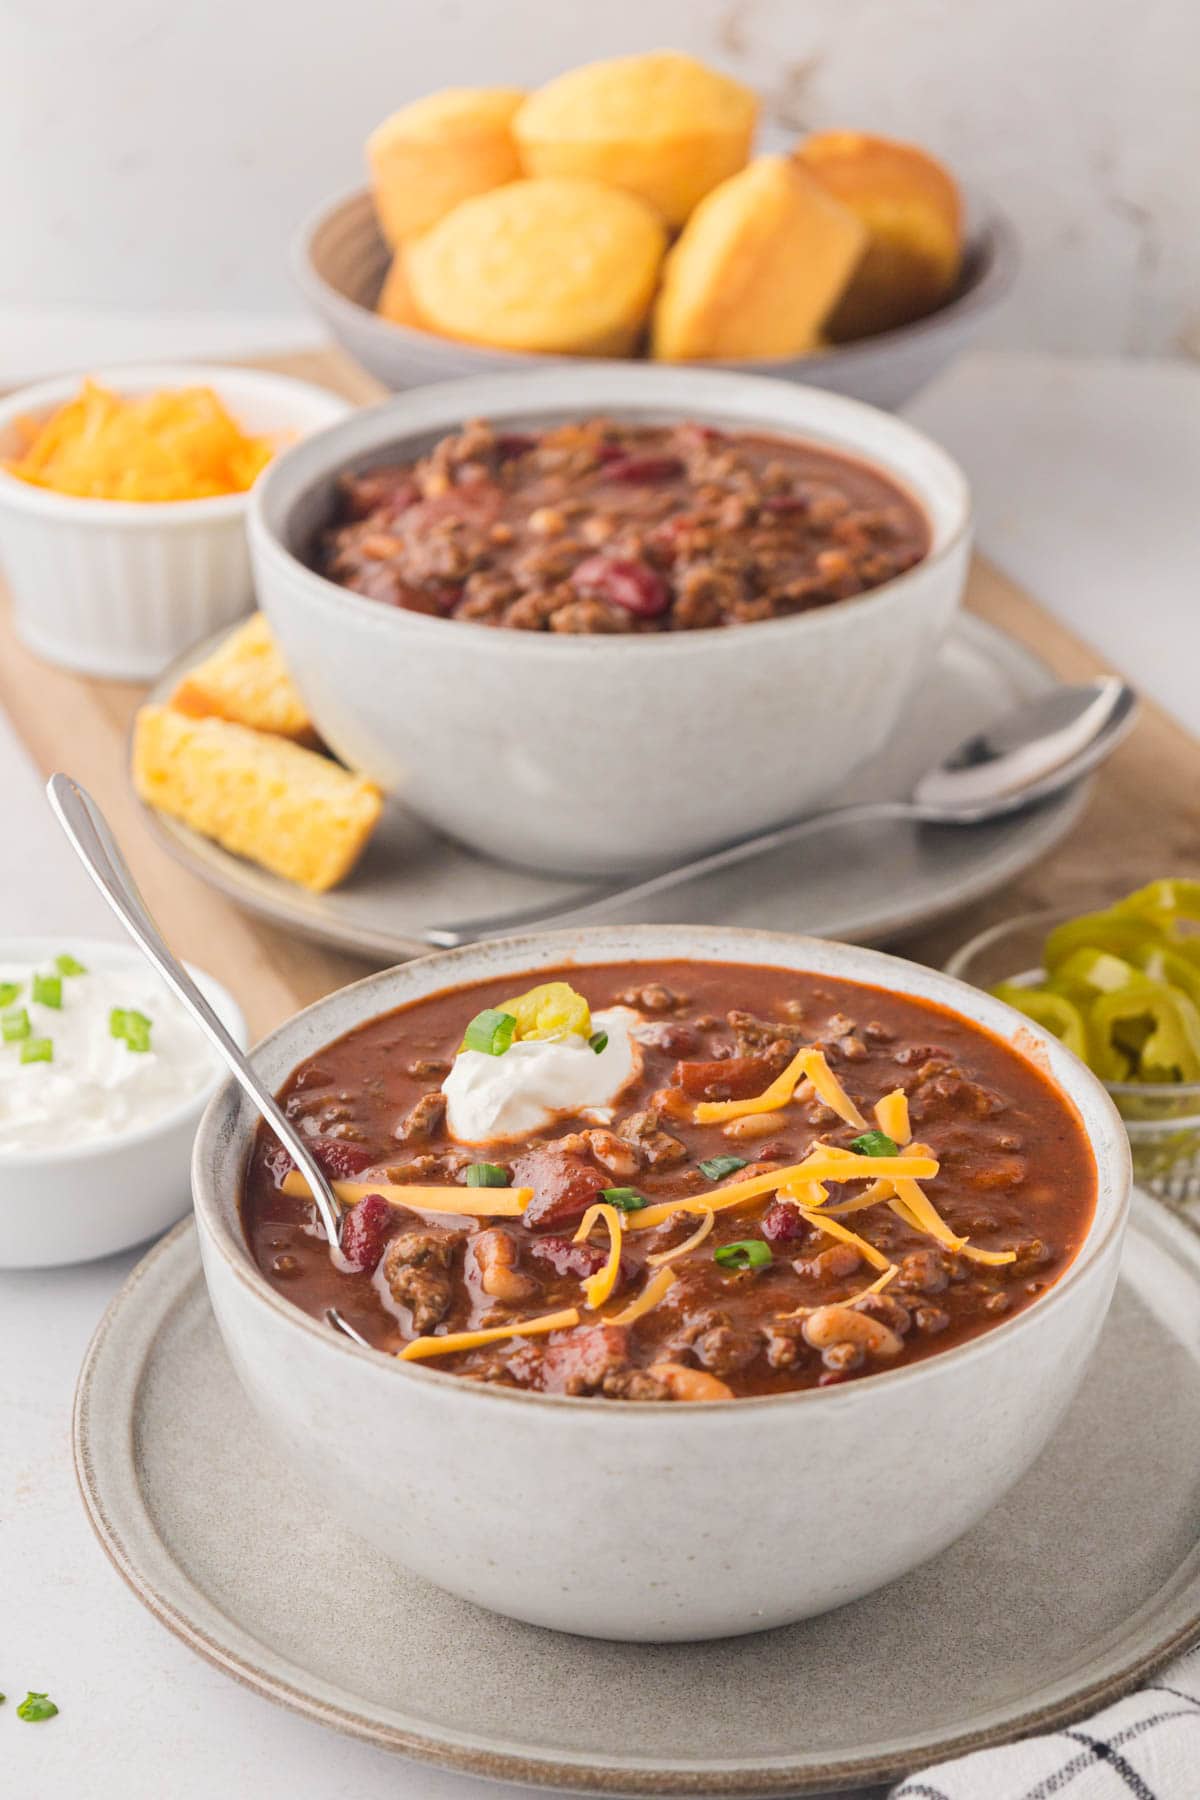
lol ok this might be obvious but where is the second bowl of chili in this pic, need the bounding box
[248,365,971,875]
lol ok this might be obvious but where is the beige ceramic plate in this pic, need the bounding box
[135,613,1087,962]
[75,1196,1200,1796]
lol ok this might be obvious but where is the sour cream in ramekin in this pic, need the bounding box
[0,953,219,1151]
[443,1007,642,1143]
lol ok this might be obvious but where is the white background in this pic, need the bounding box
[3,0,1199,360]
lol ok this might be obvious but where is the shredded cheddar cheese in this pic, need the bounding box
[822,1176,893,1217]
[645,1209,715,1267]
[778,1261,898,1321]
[890,1176,1017,1266]
[5,379,276,501]
[572,1202,625,1308]
[692,1046,866,1128]
[605,1267,678,1325]
[874,1088,911,1145]
[628,1148,938,1232]
[398,1306,580,1362]
[280,1170,527,1217]
[790,1203,893,1271]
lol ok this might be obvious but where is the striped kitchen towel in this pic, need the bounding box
[891,1646,1200,1799]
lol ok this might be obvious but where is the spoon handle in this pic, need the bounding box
[422,798,917,947]
[45,774,343,1251]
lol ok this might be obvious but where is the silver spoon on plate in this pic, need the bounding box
[421,676,1138,948]
[46,774,344,1256]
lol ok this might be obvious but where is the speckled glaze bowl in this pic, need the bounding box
[248,364,972,877]
[191,926,1130,1642]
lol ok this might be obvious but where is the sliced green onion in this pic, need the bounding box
[698,1154,749,1181]
[0,982,21,1008]
[849,1130,898,1158]
[588,1030,609,1055]
[462,1008,516,1056]
[110,1007,128,1039]
[2,1008,30,1043]
[55,953,87,976]
[122,1010,152,1053]
[32,972,62,1009]
[16,1691,58,1722]
[20,1037,53,1065]
[600,1186,646,1212]
[465,1162,510,1188]
[714,1239,772,1271]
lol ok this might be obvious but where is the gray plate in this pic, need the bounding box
[74,1196,1200,1797]
[138,614,1087,962]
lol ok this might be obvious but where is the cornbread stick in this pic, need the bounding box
[170,613,316,745]
[132,704,381,893]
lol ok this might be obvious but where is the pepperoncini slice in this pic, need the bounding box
[496,981,592,1043]
[1089,981,1200,1083]
[1115,879,1200,934]
[1043,909,1162,971]
[992,983,1089,1060]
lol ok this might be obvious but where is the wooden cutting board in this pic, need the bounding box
[1,347,1196,1041]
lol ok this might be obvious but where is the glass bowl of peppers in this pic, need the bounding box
[945,880,1200,1194]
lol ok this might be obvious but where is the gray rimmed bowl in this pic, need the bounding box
[294,187,1018,412]
[247,363,972,876]
[191,924,1130,1642]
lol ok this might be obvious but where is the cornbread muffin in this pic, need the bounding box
[514,51,757,227]
[406,177,666,356]
[132,705,381,893]
[652,156,867,362]
[366,86,525,246]
[376,252,424,329]
[795,131,963,339]
[170,613,316,745]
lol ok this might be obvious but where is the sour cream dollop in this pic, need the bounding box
[0,955,221,1152]
[442,1007,641,1144]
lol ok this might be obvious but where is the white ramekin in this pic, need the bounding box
[0,936,245,1269]
[192,925,1130,1641]
[249,365,971,876]
[0,364,351,680]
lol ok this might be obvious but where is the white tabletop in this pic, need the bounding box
[1,348,1196,1799]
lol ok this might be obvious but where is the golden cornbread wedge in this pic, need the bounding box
[406,177,666,356]
[795,131,964,340]
[132,705,381,893]
[366,86,525,247]
[376,252,424,329]
[170,613,316,745]
[514,51,756,227]
[652,155,867,362]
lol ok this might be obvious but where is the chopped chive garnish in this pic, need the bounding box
[111,1007,152,1052]
[714,1239,772,1271]
[588,1030,609,1055]
[849,1129,898,1158]
[55,953,87,976]
[21,1037,53,1065]
[2,1007,30,1043]
[698,1154,748,1181]
[32,972,62,1009]
[462,1008,516,1056]
[110,1008,128,1039]
[466,1162,510,1188]
[16,1691,58,1722]
[600,1186,646,1212]
[0,982,20,1008]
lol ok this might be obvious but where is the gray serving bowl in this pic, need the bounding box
[192,925,1130,1641]
[294,187,1018,412]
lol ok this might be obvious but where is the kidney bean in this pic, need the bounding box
[495,432,536,458]
[312,1138,376,1181]
[601,454,684,484]
[761,1198,807,1244]
[340,1194,393,1273]
[570,555,669,619]
[671,1054,780,1100]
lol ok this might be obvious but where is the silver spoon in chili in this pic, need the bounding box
[422,677,1138,947]
[45,773,344,1255]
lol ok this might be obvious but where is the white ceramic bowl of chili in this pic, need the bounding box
[191,924,1130,1642]
[0,364,351,681]
[247,364,971,877]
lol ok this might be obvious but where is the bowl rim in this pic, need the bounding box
[294,183,1020,374]
[192,923,1131,1415]
[248,361,973,657]
[0,362,352,527]
[0,935,246,1167]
